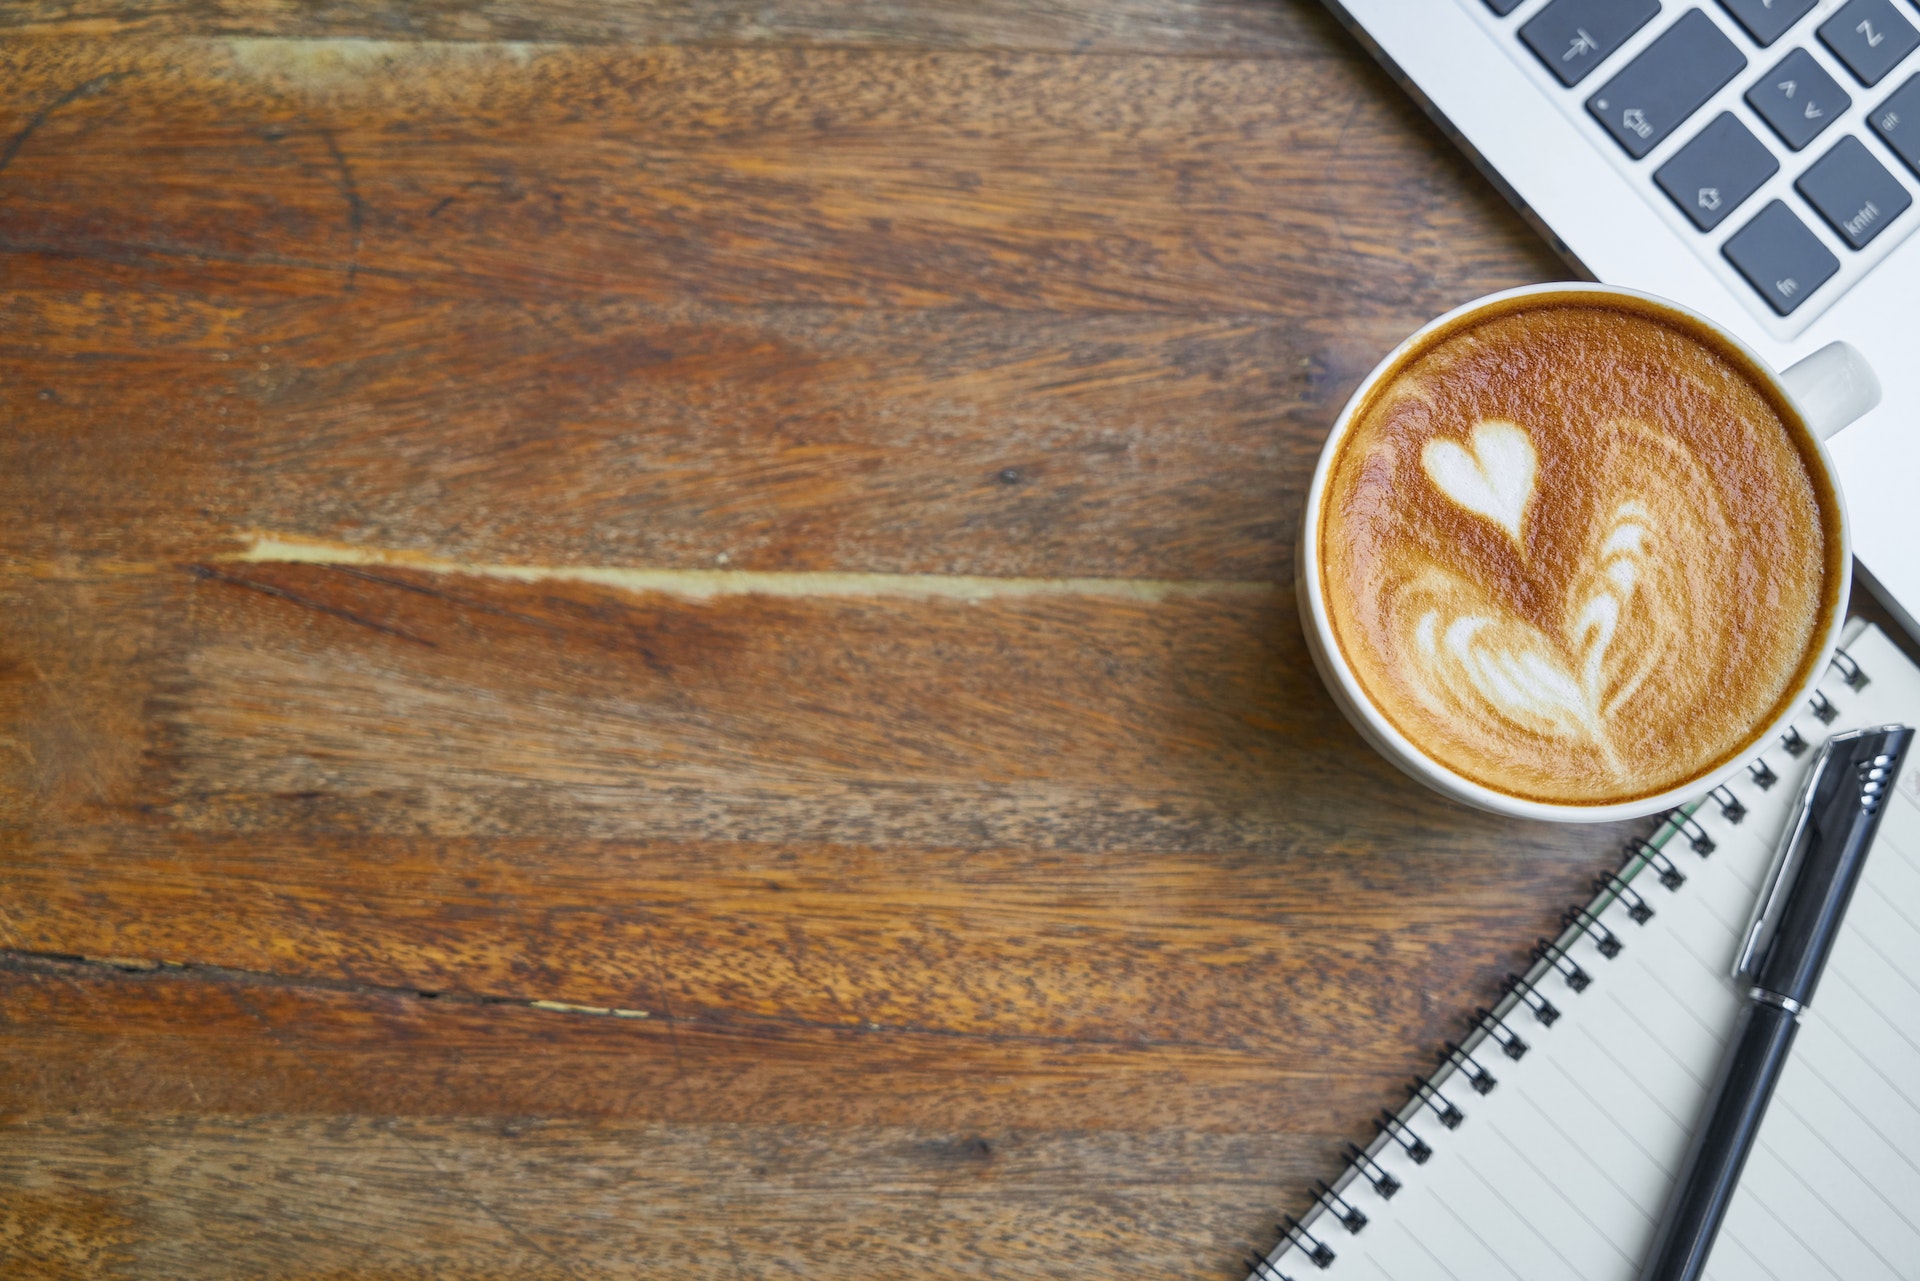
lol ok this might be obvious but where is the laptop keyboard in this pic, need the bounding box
[1488,0,1920,318]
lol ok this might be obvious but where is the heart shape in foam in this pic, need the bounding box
[1420,419,1536,544]
[1390,418,1730,793]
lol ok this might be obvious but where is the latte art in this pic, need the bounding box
[1320,298,1842,805]
[1400,419,1727,784]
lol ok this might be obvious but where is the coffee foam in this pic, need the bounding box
[1320,298,1842,806]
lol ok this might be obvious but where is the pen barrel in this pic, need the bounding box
[1636,1000,1798,1281]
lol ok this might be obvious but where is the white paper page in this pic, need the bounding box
[1706,623,1920,1281]
[1252,624,1920,1281]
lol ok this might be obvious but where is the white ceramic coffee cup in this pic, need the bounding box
[1297,282,1880,823]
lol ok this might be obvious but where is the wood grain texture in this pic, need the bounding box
[0,0,1328,54]
[0,29,1553,579]
[0,2,1848,1278]
[0,1108,1312,1281]
[0,566,1631,1055]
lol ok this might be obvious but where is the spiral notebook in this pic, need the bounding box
[1251,620,1920,1281]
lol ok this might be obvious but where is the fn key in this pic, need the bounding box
[1723,201,1840,315]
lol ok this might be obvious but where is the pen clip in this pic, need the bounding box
[1732,724,1913,985]
[1733,739,1838,984]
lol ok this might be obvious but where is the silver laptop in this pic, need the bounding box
[1328,0,1920,636]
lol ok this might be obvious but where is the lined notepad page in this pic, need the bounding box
[1264,622,1920,1281]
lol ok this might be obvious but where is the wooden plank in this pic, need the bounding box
[0,566,1639,1056]
[0,1109,1313,1280]
[0,35,1555,579]
[0,39,1550,317]
[0,0,1332,57]
[0,829,1604,1067]
[0,296,1418,576]
[0,955,1398,1134]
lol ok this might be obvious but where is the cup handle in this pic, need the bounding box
[1781,342,1881,442]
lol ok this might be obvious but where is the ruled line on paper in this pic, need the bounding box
[1830,943,1920,1044]
[1399,1217,1469,1281]
[1484,1121,1639,1266]
[1633,964,1732,1051]
[1766,1093,1920,1236]
[1570,1021,1696,1141]
[1715,1230,1786,1281]
[1429,1191,1527,1281]
[1818,982,1920,1112]
[1761,1102,1920,1266]
[1510,1088,1660,1225]
[1456,1156,1594,1281]
[1740,1181,1846,1281]
[1795,1051,1920,1185]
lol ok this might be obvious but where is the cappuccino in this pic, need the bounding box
[1318,295,1845,806]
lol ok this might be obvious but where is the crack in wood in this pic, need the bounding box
[232,532,1280,602]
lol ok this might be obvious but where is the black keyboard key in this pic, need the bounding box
[1722,200,1840,313]
[1796,133,1912,246]
[1869,73,1920,176]
[1818,0,1920,86]
[1654,112,1780,228]
[1718,0,1817,46]
[1748,47,1852,149]
[1485,0,1526,14]
[1522,0,1662,87]
[1586,11,1748,159]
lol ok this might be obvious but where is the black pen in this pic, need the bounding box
[1637,724,1914,1281]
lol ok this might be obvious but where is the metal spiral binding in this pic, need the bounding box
[1278,1215,1335,1268]
[1530,937,1591,991]
[1236,662,1897,1281]
[1625,837,1686,890]
[1246,1253,1297,1281]
[1593,871,1654,923]
[1407,1078,1463,1129]
[1560,906,1622,958]
[1375,1111,1431,1164]
[1473,1005,1529,1059]
[1312,1179,1367,1233]
[1706,784,1746,824]
[1341,1141,1399,1198]
[1502,972,1559,1025]
[1656,810,1716,856]
[1440,1040,1498,1094]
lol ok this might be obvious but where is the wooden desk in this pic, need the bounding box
[3,3,1901,1275]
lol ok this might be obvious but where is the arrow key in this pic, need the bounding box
[1748,47,1852,150]
[1655,113,1780,231]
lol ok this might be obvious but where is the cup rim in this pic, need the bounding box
[1299,281,1854,823]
